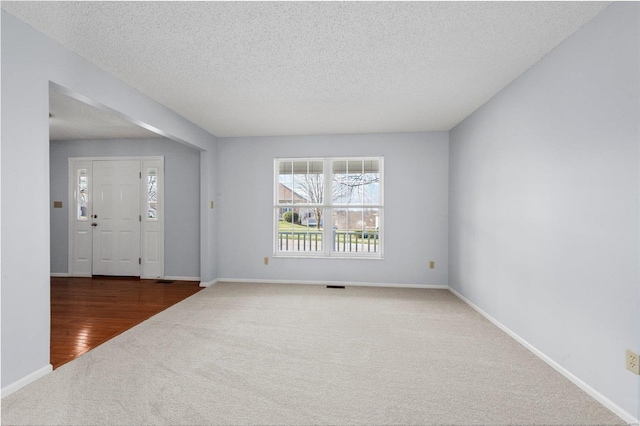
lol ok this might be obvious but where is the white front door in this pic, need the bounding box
[92,160,141,276]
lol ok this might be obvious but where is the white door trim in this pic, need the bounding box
[68,156,165,278]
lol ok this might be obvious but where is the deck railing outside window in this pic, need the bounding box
[277,230,379,253]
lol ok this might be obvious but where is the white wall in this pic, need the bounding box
[1,11,217,392]
[50,139,201,278]
[449,3,639,421]
[217,132,449,286]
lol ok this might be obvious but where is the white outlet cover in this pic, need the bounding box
[626,350,640,375]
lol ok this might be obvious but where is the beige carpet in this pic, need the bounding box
[2,282,624,425]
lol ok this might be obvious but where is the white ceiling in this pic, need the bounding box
[3,1,610,138]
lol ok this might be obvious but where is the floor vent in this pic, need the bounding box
[156,279,175,284]
[326,285,346,289]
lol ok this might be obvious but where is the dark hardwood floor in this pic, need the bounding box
[50,276,202,369]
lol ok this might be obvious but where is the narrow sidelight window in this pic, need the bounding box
[77,169,88,221]
[147,168,158,220]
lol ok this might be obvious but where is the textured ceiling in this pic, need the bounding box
[3,1,609,138]
[49,89,160,141]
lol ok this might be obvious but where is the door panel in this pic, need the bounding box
[72,229,92,275]
[118,231,133,260]
[145,231,160,262]
[92,160,141,276]
[98,231,114,261]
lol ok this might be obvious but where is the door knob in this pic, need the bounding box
[91,222,98,227]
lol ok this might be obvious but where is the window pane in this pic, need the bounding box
[147,168,158,219]
[349,160,363,204]
[348,159,363,174]
[333,158,379,205]
[292,160,323,205]
[363,159,380,205]
[331,207,379,253]
[77,169,88,221]
[292,160,307,203]
[276,207,324,254]
[277,161,294,204]
[309,160,323,174]
[332,160,349,204]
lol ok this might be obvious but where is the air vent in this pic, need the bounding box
[156,280,174,284]
[326,285,345,289]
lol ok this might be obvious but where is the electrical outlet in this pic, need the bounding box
[264,257,269,266]
[429,261,435,269]
[626,350,640,374]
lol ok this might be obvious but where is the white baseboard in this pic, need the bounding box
[1,364,52,399]
[215,278,448,290]
[52,274,202,281]
[199,278,219,288]
[448,287,639,426]
[163,276,200,282]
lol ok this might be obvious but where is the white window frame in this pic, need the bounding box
[274,157,384,259]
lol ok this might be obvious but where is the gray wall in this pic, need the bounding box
[217,132,449,286]
[50,138,201,278]
[1,11,216,391]
[449,3,639,420]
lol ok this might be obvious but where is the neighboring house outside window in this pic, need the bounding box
[274,157,383,258]
[277,183,307,220]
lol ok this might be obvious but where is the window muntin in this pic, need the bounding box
[275,157,383,258]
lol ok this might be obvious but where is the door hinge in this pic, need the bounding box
[139,257,141,265]
[139,172,142,178]
[139,215,142,222]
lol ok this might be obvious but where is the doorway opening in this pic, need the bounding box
[68,157,165,278]
[48,84,203,373]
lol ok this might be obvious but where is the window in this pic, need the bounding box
[76,169,88,221]
[147,168,158,219]
[274,157,383,258]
